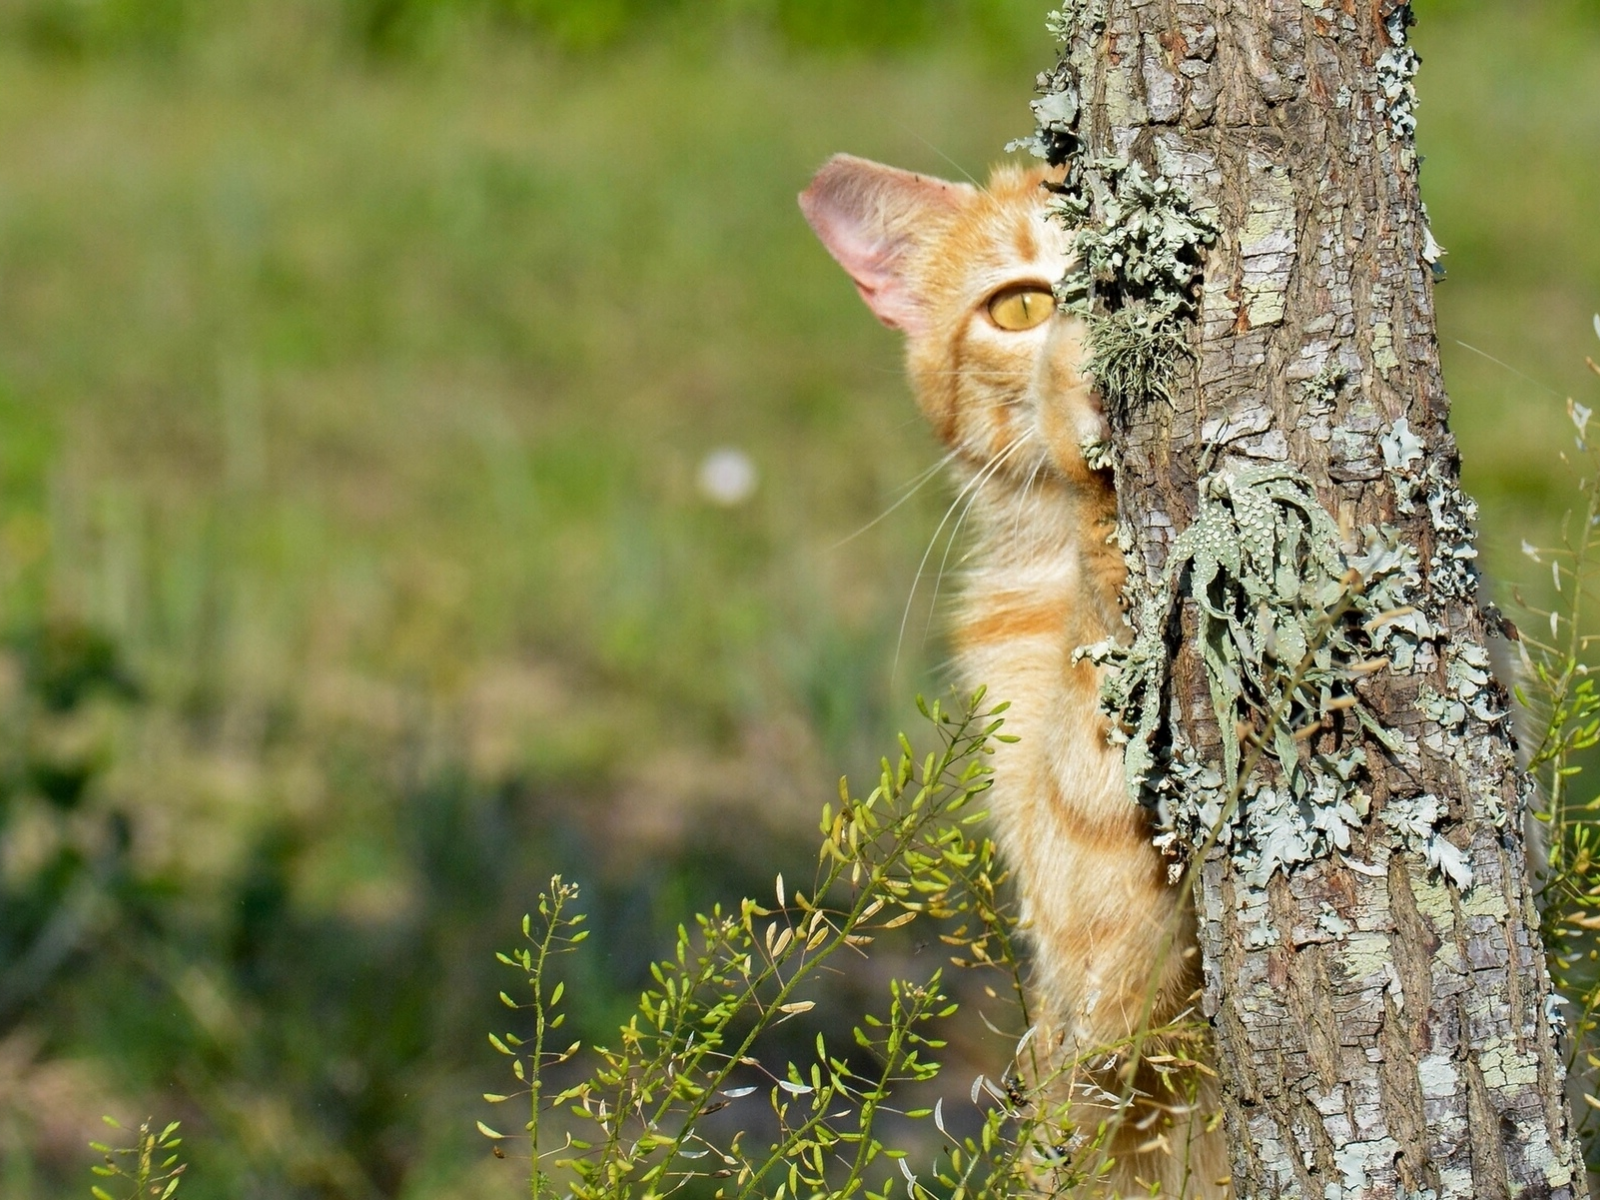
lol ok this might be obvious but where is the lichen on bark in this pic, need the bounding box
[1080,461,1448,892]
[1049,157,1217,420]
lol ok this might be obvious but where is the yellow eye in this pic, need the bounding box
[986,286,1056,331]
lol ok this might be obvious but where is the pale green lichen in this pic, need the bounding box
[1412,870,1457,923]
[1081,464,1442,886]
[1417,686,1467,731]
[1380,792,1473,890]
[1377,5,1420,154]
[1177,746,1374,887]
[1380,416,1425,475]
[1426,471,1480,600]
[1381,417,1480,598]
[1244,921,1279,950]
[1477,1038,1542,1091]
[1236,885,1280,949]
[1080,434,1115,472]
[1316,902,1353,939]
[1341,931,1400,987]
[1417,638,1508,831]
[1301,361,1348,412]
[1078,305,1189,416]
[1371,320,1401,374]
[1095,466,1411,795]
[1415,643,1499,733]
[1011,3,1099,162]
[1446,641,1503,723]
[1336,1138,1405,1192]
[1052,159,1217,419]
[1044,0,1104,44]
[1420,202,1448,279]
[1012,79,1079,162]
[1238,163,1296,328]
[1052,160,1216,320]
[1376,45,1420,139]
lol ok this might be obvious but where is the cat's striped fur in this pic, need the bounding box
[801,156,1229,1198]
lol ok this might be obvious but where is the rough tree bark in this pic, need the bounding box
[1026,1,1590,1195]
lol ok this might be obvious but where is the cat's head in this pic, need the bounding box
[800,154,1107,490]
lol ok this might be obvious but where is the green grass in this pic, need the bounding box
[0,1,1596,1196]
[1416,0,1600,572]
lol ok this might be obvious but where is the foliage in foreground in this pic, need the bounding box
[478,693,1211,1198]
[87,1118,185,1200]
[1520,333,1600,1170]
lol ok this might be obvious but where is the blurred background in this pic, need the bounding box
[0,0,1593,1195]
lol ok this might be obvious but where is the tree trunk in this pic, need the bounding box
[1027,1,1590,1195]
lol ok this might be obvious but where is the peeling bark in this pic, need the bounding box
[1034,1,1590,1195]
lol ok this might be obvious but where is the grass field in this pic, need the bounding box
[0,1,1596,1195]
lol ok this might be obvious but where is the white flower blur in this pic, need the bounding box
[696,447,758,506]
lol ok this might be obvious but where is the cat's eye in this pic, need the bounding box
[986,286,1056,332]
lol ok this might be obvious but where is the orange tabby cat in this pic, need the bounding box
[800,155,1229,1198]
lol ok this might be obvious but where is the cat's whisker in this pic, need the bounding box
[924,437,1028,646]
[884,449,956,496]
[1013,459,1045,545]
[890,119,989,194]
[892,434,1025,682]
[829,451,958,550]
[1453,340,1564,397]
[902,435,1026,670]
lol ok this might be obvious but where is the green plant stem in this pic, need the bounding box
[1526,477,1600,795]
[732,1081,843,1199]
[837,986,939,1196]
[527,889,572,1200]
[646,714,993,1191]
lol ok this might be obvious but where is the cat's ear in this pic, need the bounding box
[799,155,974,335]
